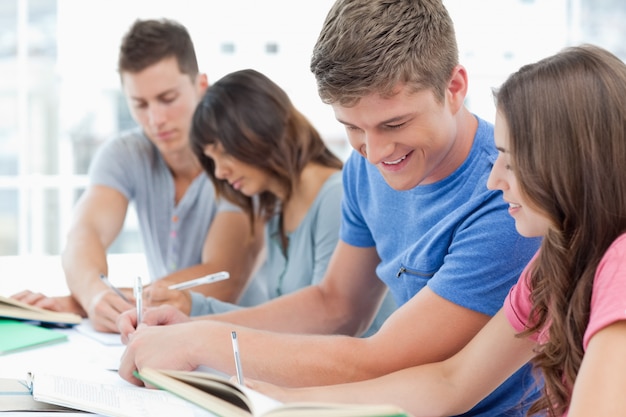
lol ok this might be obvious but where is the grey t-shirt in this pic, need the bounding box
[88,128,237,281]
[189,172,396,335]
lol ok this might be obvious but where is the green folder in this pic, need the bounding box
[0,319,68,355]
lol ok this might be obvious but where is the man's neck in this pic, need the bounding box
[163,147,203,181]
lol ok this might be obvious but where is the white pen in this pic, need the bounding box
[167,271,230,290]
[134,276,143,325]
[100,274,130,303]
[231,331,244,386]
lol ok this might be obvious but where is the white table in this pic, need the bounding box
[0,321,213,417]
[1,253,149,297]
[0,254,150,416]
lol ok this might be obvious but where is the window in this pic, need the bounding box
[1,0,623,256]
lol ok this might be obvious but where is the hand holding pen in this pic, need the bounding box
[100,274,131,303]
[143,271,231,314]
[89,274,134,333]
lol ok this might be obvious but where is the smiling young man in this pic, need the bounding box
[13,19,262,332]
[117,2,541,415]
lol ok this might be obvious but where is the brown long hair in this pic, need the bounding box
[191,69,342,229]
[495,45,626,416]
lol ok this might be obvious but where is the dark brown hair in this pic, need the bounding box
[191,69,342,229]
[118,18,199,78]
[495,44,626,416]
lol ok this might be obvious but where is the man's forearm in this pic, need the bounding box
[194,320,384,387]
[196,285,358,335]
[61,234,109,310]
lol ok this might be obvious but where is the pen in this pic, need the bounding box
[100,274,130,303]
[134,276,143,325]
[231,331,244,386]
[167,271,230,290]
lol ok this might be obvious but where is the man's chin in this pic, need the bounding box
[379,173,421,191]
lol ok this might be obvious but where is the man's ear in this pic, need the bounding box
[197,73,209,93]
[446,65,468,114]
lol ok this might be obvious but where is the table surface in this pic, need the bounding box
[0,254,149,417]
[0,321,231,417]
[1,253,149,297]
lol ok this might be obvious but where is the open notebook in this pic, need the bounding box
[135,368,410,417]
[30,369,209,417]
[30,368,409,417]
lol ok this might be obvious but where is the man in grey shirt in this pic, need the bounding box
[13,19,263,332]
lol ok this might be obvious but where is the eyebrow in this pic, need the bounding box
[130,88,178,103]
[336,113,413,127]
[495,146,509,153]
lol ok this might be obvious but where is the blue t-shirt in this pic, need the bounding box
[340,116,541,416]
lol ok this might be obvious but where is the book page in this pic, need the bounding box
[137,368,408,417]
[158,369,282,414]
[32,370,212,417]
[239,385,283,416]
[75,320,124,346]
[0,377,77,412]
[261,402,409,417]
[143,368,287,417]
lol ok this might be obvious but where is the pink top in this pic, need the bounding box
[505,233,626,416]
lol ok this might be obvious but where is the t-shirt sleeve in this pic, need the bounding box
[584,234,626,348]
[504,261,540,342]
[88,135,141,200]
[340,152,376,248]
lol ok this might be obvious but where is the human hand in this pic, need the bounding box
[10,291,86,316]
[144,282,192,314]
[118,321,201,386]
[86,288,135,333]
[117,304,191,344]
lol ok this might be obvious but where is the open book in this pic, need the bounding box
[136,367,409,417]
[0,296,82,326]
[31,370,208,417]
[0,377,81,413]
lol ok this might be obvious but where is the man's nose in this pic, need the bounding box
[361,132,394,164]
[147,104,166,127]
